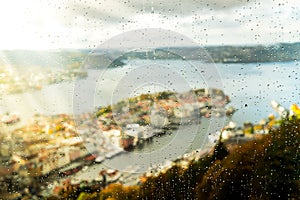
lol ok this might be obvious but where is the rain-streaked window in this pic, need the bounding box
[0,1,299,199]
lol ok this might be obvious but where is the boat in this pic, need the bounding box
[82,166,89,171]
[95,156,105,163]
[59,164,83,176]
[106,169,121,183]
[83,154,97,162]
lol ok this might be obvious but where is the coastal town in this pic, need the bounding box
[0,64,87,95]
[1,84,299,199]
[0,88,230,197]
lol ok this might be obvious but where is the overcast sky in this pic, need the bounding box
[0,0,299,49]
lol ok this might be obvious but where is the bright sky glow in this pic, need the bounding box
[0,0,299,49]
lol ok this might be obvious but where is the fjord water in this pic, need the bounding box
[0,60,299,125]
[217,61,300,124]
[0,60,299,175]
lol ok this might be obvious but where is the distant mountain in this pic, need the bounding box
[1,42,299,68]
[204,42,300,63]
[151,42,300,63]
[91,42,300,64]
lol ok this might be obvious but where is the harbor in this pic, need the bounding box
[0,60,299,199]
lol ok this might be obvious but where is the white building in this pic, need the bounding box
[124,124,153,140]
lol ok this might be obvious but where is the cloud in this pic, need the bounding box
[55,0,257,22]
[127,0,255,14]
[0,0,299,49]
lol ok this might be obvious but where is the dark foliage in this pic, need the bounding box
[56,118,299,200]
[196,118,300,200]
